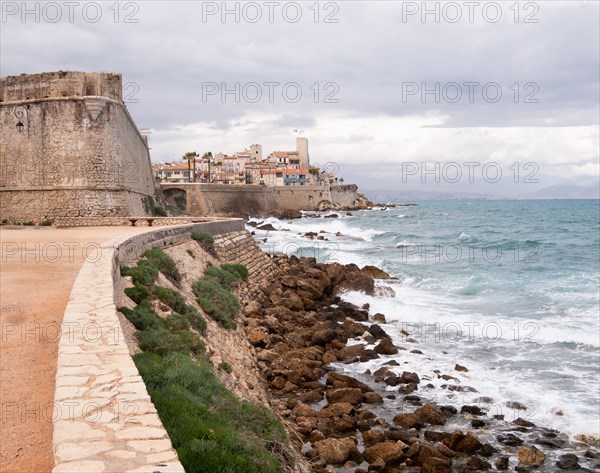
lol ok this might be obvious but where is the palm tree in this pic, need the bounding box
[182,151,199,182]
[202,152,213,183]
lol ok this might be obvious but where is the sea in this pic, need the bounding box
[248,200,600,442]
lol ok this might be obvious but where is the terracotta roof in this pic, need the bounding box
[156,163,191,171]
[272,151,299,158]
[261,168,308,175]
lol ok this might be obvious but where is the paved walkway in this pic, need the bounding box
[0,226,155,473]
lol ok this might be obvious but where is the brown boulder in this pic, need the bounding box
[422,456,453,473]
[327,372,370,390]
[362,429,385,447]
[326,387,364,405]
[281,291,304,311]
[443,430,482,454]
[314,437,358,465]
[247,327,269,347]
[518,445,545,466]
[330,415,358,433]
[361,265,392,279]
[393,412,422,429]
[414,404,445,425]
[334,271,375,296]
[363,391,384,404]
[338,343,367,362]
[318,402,354,418]
[363,441,408,464]
[375,336,399,355]
[400,371,421,384]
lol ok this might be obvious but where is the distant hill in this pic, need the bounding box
[363,179,600,202]
[523,181,599,199]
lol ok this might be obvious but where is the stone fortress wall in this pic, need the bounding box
[0,71,158,224]
[162,183,368,216]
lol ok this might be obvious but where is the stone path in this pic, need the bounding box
[52,231,184,473]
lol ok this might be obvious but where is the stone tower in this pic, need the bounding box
[249,144,263,161]
[296,137,309,169]
[0,71,158,223]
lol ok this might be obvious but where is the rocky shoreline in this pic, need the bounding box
[239,255,600,473]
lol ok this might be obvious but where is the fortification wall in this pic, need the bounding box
[329,183,370,209]
[163,183,345,216]
[0,71,157,223]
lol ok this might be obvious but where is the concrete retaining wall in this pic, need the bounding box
[52,219,244,473]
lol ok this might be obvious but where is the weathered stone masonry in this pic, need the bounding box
[161,183,369,216]
[0,71,158,223]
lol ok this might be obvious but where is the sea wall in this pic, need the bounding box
[329,184,369,209]
[52,219,244,473]
[0,71,157,224]
[161,183,369,217]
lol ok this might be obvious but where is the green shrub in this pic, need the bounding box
[1,219,7,224]
[121,259,159,286]
[118,302,159,331]
[165,313,191,332]
[24,221,34,226]
[137,328,204,356]
[192,231,214,246]
[204,266,240,289]
[193,278,239,329]
[183,306,207,335]
[40,219,53,226]
[133,352,288,473]
[125,284,149,304]
[219,362,232,373]
[153,206,168,217]
[155,286,187,313]
[143,248,181,284]
[221,264,249,280]
[186,249,196,259]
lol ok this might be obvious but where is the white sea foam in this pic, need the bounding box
[248,204,600,441]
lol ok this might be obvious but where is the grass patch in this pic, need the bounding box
[193,277,239,330]
[192,264,247,329]
[155,286,187,313]
[192,231,214,246]
[137,328,204,356]
[124,284,149,304]
[134,352,288,473]
[221,264,249,280]
[121,259,159,286]
[219,361,232,373]
[143,247,181,285]
[183,305,207,335]
[204,266,241,289]
[118,301,160,331]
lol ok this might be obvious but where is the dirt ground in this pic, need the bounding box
[0,226,152,473]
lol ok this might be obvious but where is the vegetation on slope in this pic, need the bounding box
[118,246,289,473]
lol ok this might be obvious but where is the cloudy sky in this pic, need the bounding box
[2,0,599,192]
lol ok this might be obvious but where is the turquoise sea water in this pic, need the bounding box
[250,200,600,440]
